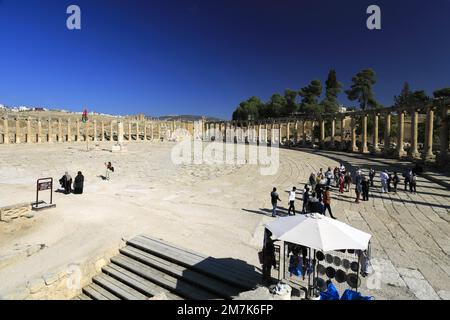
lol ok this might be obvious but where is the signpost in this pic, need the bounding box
[82,108,89,151]
[32,177,56,211]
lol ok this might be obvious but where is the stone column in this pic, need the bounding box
[409,109,420,159]
[110,121,114,141]
[270,122,275,143]
[37,118,42,143]
[2,117,9,144]
[262,123,266,143]
[48,119,53,143]
[84,120,89,141]
[143,122,147,141]
[158,122,161,140]
[286,121,290,142]
[330,118,335,148]
[372,113,380,154]
[439,105,449,162]
[361,114,369,153]
[423,106,435,160]
[151,121,154,140]
[93,120,97,142]
[302,121,306,146]
[67,119,72,142]
[396,110,406,158]
[15,118,21,144]
[293,121,298,143]
[319,119,325,148]
[76,120,80,142]
[136,122,140,141]
[340,117,345,150]
[279,122,282,144]
[27,118,32,143]
[118,121,124,145]
[101,121,105,142]
[383,112,391,156]
[351,118,358,152]
[128,122,132,141]
[57,118,63,142]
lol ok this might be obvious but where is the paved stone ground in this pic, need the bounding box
[280,148,450,300]
[0,142,448,300]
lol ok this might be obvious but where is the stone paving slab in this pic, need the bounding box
[286,147,450,299]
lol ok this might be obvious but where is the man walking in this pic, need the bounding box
[362,175,370,201]
[302,185,310,213]
[354,170,362,203]
[323,186,336,219]
[393,172,400,192]
[325,167,333,186]
[344,172,352,192]
[404,169,412,191]
[271,187,282,217]
[410,173,417,193]
[369,169,375,187]
[380,170,389,193]
[288,187,297,215]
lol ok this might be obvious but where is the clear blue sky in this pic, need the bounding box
[0,0,449,120]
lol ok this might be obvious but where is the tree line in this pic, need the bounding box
[231,68,450,121]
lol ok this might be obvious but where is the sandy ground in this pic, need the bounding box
[0,141,449,300]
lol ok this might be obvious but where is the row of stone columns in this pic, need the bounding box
[204,104,449,164]
[0,118,184,144]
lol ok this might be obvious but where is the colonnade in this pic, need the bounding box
[203,105,449,165]
[0,117,194,144]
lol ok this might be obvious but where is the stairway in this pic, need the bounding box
[74,235,262,300]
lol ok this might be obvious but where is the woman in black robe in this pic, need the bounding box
[59,172,72,194]
[73,171,84,194]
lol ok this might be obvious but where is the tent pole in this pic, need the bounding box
[307,247,311,299]
[283,242,286,281]
[356,251,361,293]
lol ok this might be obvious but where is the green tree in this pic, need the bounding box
[433,88,450,99]
[394,83,429,109]
[394,82,411,109]
[298,80,323,114]
[231,96,263,120]
[265,93,287,119]
[299,80,322,105]
[345,69,378,110]
[321,70,342,113]
[283,89,298,116]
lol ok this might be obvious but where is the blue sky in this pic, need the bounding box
[0,0,449,119]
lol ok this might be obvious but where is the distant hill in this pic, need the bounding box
[154,115,225,122]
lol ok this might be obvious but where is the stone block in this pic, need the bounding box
[402,277,440,300]
[1,287,30,300]
[437,290,450,300]
[94,258,107,273]
[27,278,45,294]
[43,272,60,285]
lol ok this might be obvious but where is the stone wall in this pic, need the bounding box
[0,239,126,300]
[0,203,33,222]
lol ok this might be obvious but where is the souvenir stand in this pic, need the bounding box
[265,213,372,299]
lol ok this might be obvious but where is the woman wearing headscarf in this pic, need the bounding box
[73,171,84,194]
[59,171,72,194]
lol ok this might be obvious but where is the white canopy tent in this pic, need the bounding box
[265,213,372,252]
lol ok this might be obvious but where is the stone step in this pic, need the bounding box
[120,245,240,299]
[111,254,221,300]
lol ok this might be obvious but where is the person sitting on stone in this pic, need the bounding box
[59,171,72,194]
[73,171,84,194]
